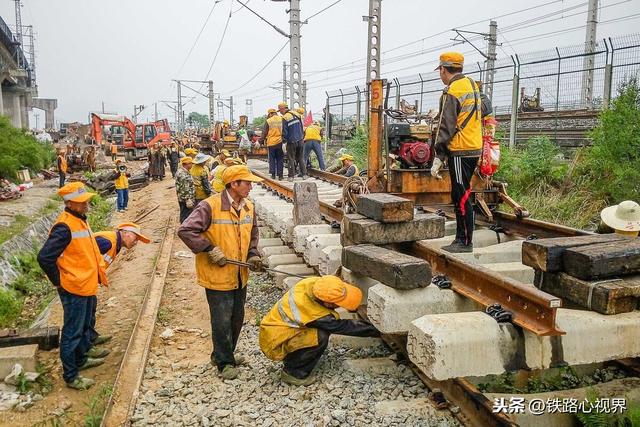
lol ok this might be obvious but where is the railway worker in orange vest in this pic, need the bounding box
[432,52,483,253]
[37,182,108,390]
[259,108,285,180]
[57,149,68,188]
[178,165,264,381]
[260,276,380,386]
[110,142,118,162]
[89,223,150,357]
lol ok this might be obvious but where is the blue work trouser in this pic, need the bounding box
[59,173,66,188]
[89,295,99,344]
[57,287,93,383]
[116,189,129,210]
[303,140,326,170]
[268,143,285,178]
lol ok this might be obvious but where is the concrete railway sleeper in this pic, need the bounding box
[247,158,640,426]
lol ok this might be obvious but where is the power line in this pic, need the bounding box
[199,0,234,91]
[234,0,289,37]
[174,0,222,78]
[303,0,343,23]
[229,40,290,94]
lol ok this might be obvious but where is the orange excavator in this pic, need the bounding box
[90,113,172,160]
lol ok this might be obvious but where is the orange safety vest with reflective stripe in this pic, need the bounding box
[304,125,322,142]
[446,77,482,154]
[259,277,338,361]
[194,193,255,291]
[58,155,68,173]
[93,230,118,266]
[52,211,107,296]
[266,115,283,147]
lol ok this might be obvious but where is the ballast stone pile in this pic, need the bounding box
[132,274,460,427]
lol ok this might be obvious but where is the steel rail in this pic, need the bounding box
[307,168,347,185]
[253,167,564,336]
[399,242,564,336]
[252,169,344,222]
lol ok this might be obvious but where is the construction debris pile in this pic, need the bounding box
[524,234,640,314]
[0,180,23,201]
[86,169,149,195]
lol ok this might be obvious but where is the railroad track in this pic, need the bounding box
[494,109,600,121]
[100,159,636,426]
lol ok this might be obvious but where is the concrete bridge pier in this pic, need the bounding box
[32,98,57,129]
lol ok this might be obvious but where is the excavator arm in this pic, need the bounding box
[90,113,136,145]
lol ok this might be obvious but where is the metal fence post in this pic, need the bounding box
[603,37,615,109]
[509,55,520,149]
[324,93,331,142]
[393,78,401,110]
[418,73,425,113]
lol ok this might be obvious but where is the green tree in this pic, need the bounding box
[186,112,210,129]
[583,77,640,202]
[0,116,55,181]
[252,115,266,128]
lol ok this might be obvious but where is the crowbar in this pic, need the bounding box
[226,259,312,279]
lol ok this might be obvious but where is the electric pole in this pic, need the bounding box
[282,61,288,103]
[245,99,253,122]
[13,0,22,46]
[364,0,381,119]
[582,0,598,109]
[484,20,497,101]
[176,81,183,132]
[229,96,234,125]
[288,0,304,108]
[154,102,158,121]
[302,80,307,111]
[208,81,215,127]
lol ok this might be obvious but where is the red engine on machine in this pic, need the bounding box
[398,141,430,167]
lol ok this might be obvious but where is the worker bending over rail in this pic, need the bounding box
[431,52,483,253]
[90,222,150,358]
[37,182,108,390]
[260,276,380,386]
[178,165,265,380]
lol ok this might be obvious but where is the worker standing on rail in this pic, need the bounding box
[57,149,68,188]
[260,276,380,386]
[191,153,213,205]
[279,102,307,181]
[178,165,264,380]
[175,157,197,223]
[303,121,326,170]
[37,182,108,390]
[260,108,285,180]
[90,223,150,357]
[431,52,483,253]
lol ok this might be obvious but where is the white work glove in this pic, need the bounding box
[207,247,227,266]
[430,157,444,179]
[185,199,195,209]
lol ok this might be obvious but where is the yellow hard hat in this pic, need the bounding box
[222,165,264,185]
[312,276,362,311]
[278,102,288,109]
[267,108,277,114]
[58,182,95,203]
[295,107,305,115]
[339,154,354,162]
[180,156,193,165]
[184,148,198,156]
[434,52,464,70]
[223,120,230,125]
[117,222,150,243]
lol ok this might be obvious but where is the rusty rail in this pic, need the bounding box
[401,242,564,336]
[307,168,346,185]
[252,170,344,222]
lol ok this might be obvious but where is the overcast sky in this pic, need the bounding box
[0,0,637,127]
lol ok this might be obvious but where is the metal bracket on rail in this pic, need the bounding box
[485,303,513,324]
[489,224,506,244]
[431,274,452,289]
[493,181,530,219]
[434,209,446,217]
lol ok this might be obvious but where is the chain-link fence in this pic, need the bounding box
[325,33,640,147]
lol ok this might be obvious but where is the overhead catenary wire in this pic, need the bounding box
[302,0,343,23]
[174,0,222,78]
[228,40,290,94]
